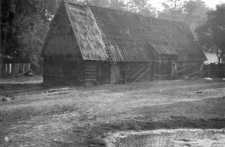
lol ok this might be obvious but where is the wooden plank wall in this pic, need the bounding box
[204,63,225,78]
[122,62,152,82]
[152,61,172,80]
[175,61,204,79]
[42,58,205,86]
[98,62,110,84]
[84,61,98,83]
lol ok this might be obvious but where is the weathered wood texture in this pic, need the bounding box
[42,4,80,58]
[43,58,204,86]
[118,62,152,82]
[84,61,98,83]
[204,63,225,78]
[43,58,110,85]
[97,62,110,84]
[43,57,83,85]
[152,61,172,80]
[176,61,203,79]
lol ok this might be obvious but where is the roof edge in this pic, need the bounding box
[64,1,85,60]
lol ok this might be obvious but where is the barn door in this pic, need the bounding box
[98,62,110,84]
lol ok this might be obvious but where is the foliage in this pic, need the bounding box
[126,0,157,17]
[195,4,225,64]
[68,0,156,16]
[158,0,209,35]
[158,0,184,20]
[108,0,127,10]
[1,0,156,67]
[0,0,210,70]
[1,0,56,67]
[183,0,209,34]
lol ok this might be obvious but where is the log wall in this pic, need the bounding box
[43,57,205,86]
[43,57,83,85]
[43,58,110,86]
[83,61,98,84]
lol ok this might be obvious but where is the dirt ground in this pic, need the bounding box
[0,76,225,147]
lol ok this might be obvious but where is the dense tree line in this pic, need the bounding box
[195,4,225,64]
[1,0,224,73]
[1,0,58,67]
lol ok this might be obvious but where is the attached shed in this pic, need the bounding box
[42,2,206,85]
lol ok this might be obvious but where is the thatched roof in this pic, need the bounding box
[42,3,80,58]
[67,3,107,60]
[42,2,206,62]
[42,2,108,60]
[90,5,206,61]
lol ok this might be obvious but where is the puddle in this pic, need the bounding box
[105,129,225,147]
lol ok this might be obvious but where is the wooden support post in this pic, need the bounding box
[151,62,154,81]
[159,57,162,80]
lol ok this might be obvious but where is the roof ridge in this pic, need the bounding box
[66,1,184,24]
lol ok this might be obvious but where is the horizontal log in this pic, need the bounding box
[85,66,97,69]
[153,74,170,77]
[86,77,97,81]
[85,69,97,72]
[64,74,81,76]
[153,61,171,63]
[85,79,97,82]
[86,75,97,78]
[85,72,98,75]
[43,75,80,78]
[85,65,97,68]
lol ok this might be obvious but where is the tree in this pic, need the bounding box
[158,0,184,20]
[183,0,209,34]
[195,4,225,64]
[127,0,156,17]
[1,0,57,75]
[158,0,209,36]
[82,0,109,7]
[108,0,126,10]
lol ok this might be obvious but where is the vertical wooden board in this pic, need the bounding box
[19,63,23,73]
[98,62,110,84]
[22,63,25,73]
[4,64,8,73]
[28,63,31,71]
[110,65,116,84]
[14,63,17,74]
[12,63,16,75]
[84,61,97,82]
[9,63,12,74]
[124,62,151,82]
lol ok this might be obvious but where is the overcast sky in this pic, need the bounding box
[203,0,225,8]
[149,0,225,10]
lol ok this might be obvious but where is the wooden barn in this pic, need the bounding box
[42,2,206,86]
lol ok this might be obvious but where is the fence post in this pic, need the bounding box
[15,63,19,75]
[22,63,25,73]
[9,63,12,74]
